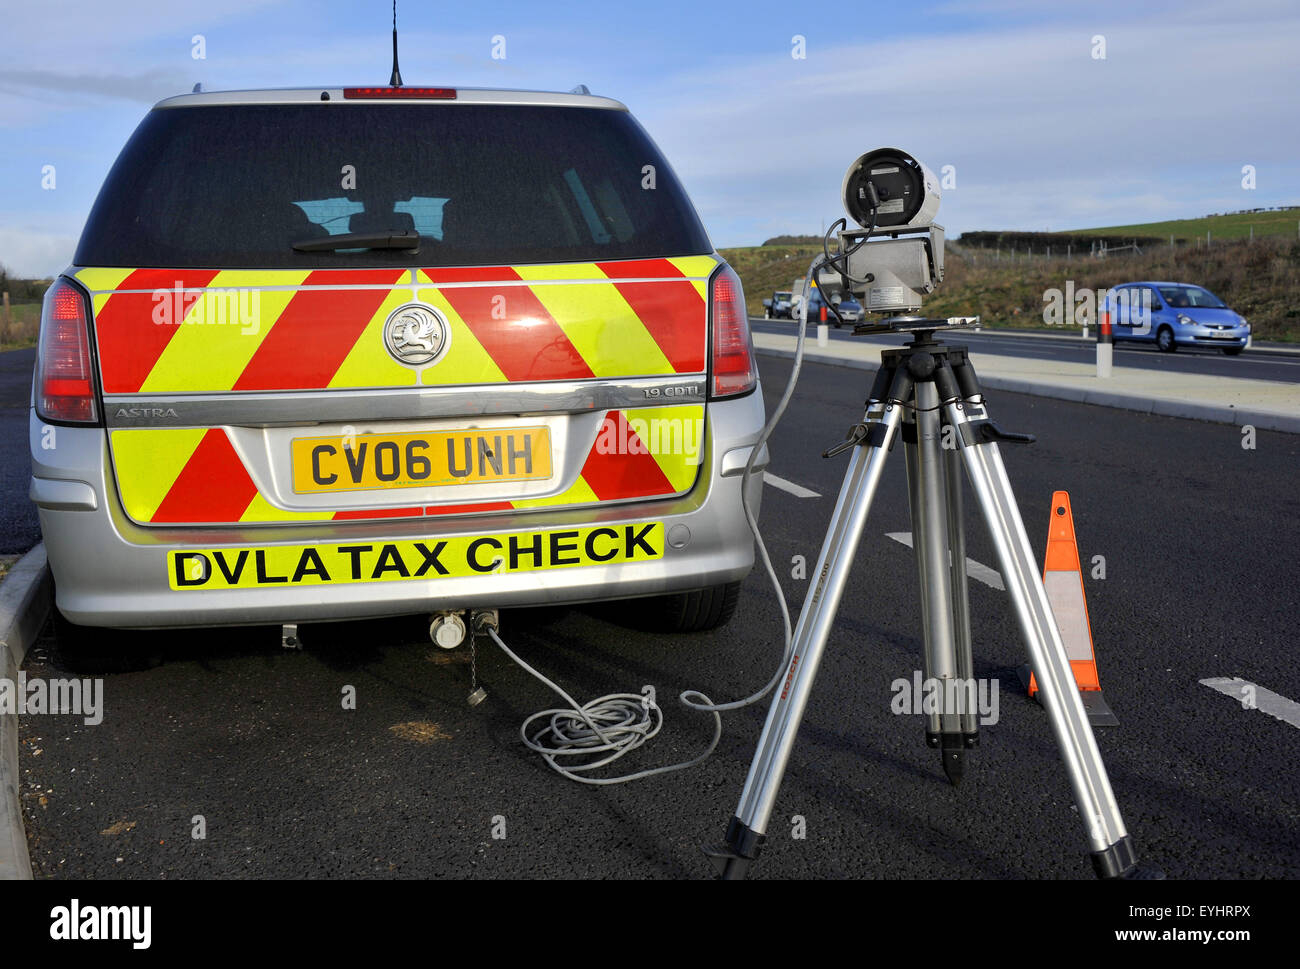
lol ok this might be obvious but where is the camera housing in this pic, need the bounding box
[841,149,940,230]
[831,148,946,315]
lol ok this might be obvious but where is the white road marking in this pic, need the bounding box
[762,472,820,498]
[885,532,1006,591]
[1199,677,1300,731]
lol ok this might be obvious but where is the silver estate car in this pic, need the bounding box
[30,85,766,659]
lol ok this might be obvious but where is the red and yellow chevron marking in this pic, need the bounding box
[108,405,706,526]
[77,256,718,394]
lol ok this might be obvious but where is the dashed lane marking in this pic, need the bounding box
[885,531,1006,591]
[1199,677,1300,731]
[763,472,820,499]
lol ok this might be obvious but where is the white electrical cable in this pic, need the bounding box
[677,253,826,714]
[486,627,720,785]
[484,253,831,784]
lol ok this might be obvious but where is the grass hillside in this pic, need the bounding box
[717,244,826,304]
[961,209,1300,253]
[927,237,1297,340]
[1067,209,1300,243]
[0,302,40,350]
[0,267,48,350]
[721,234,1300,341]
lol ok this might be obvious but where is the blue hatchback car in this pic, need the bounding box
[1105,281,1250,354]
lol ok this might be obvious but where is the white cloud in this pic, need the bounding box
[0,68,190,105]
[633,4,1300,244]
[0,0,284,62]
[0,0,1295,267]
[0,225,79,278]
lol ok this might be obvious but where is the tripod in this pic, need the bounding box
[706,324,1146,880]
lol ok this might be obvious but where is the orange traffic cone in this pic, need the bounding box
[1017,491,1118,727]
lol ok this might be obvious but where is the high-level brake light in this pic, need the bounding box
[343,87,457,99]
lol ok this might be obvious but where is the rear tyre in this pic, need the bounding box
[1156,326,1177,352]
[632,582,742,633]
[53,610,163,674]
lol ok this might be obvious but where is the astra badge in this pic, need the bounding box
[383,303,449,367]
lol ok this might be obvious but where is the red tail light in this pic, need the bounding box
[710,265,756,399]
[35,279,97,423]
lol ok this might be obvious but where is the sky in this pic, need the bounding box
[0,0,1297,277]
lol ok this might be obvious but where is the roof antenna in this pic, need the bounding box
[389,0,403,87]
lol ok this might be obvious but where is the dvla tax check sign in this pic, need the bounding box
[169,523,665,589]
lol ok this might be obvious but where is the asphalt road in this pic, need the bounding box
[751,319,1300,384]
[0,348,37,554]
[15,355,1300,879]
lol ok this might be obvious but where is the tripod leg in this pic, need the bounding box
[906,382,967,784]
[706,402,905,879]
[946,397,1138,877]
[944,443,979,747]
[902,413,937,732]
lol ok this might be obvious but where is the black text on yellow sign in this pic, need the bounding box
[168,523,664,590]
[291,427,552,494]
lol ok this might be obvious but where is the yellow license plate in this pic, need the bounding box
[291,427,552,494]
[168,523,665,589]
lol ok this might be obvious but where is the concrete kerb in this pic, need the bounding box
[755,345,1300,435]
[0,544,51,880]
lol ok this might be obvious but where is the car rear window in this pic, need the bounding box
[74,103,712,269]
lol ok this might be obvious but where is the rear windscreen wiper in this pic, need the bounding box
[292,230,420,252]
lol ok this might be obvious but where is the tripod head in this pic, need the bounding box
[852,315,980,337]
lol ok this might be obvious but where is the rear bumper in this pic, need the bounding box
[32,394,767,628]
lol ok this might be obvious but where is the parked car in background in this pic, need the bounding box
[762,290,793,319]
[791,288,820,322]
[793,289,861,327]
[1106,281,1249,354]
[832,295,863,326]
